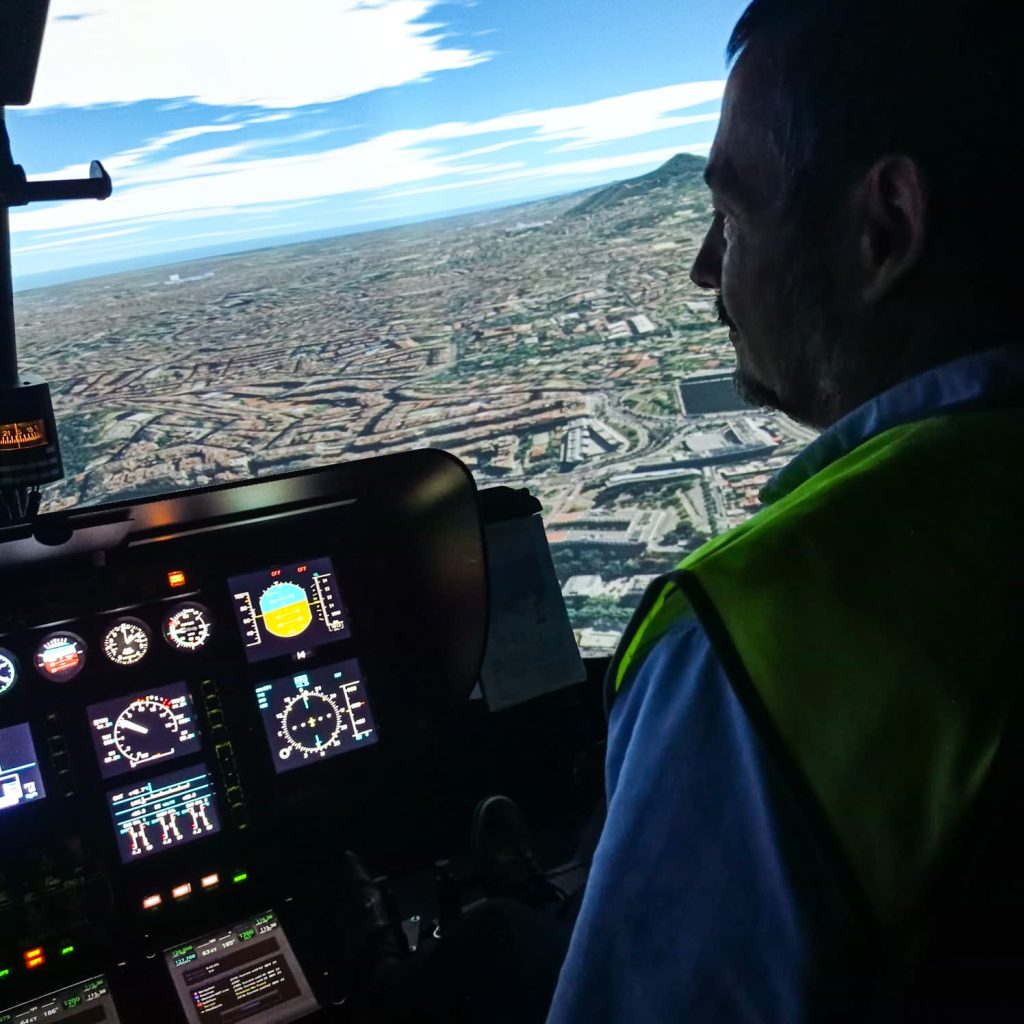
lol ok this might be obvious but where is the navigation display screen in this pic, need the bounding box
[0,722,45,812]
[229,556,350,663]
[87,682,201,779]
[107,763,221,862]
[164,909,318,1024]
[0,975,122,1024]
[255,658,378,773]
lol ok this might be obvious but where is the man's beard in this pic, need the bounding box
[718,245,840,429]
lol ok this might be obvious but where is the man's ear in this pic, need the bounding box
[855,155,928,304]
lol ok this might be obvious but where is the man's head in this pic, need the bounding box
[691,0,1022,428]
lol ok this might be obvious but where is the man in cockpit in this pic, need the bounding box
[547,0,1024,1020]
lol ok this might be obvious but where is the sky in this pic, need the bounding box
[7,0,749,285]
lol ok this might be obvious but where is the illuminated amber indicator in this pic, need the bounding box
[0,419,46,451]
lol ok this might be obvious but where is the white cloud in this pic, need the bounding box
[12,227,143,255]
[32,0,489,108]
[11,83,722,237]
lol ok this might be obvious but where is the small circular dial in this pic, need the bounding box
[103,617,151,667]
[35,632,87,681]
[113,698,180,765]
[276,688,343,761]
[163,603,212,652]
[0,648,18,696]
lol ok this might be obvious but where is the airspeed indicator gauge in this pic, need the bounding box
[103,617,151,667]
[114,698,181,766]
[163,602,213,653]
[0,648,18,696]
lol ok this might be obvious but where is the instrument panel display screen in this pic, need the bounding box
[87,682,201,779]
[0,975,121,1024]
[229,556,350,663]
[0,722,45,812]
[255,659,377,773]
[164,909,318,1024]
[107,763,221,862]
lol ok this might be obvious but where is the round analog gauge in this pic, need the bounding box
[113,697,180,765]
[277,689,343,761]
[102,617,151,667]
[35,631,87,681]
[0,648,18,696]
[163,602,213,653]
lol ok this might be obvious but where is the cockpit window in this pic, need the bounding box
[10,0,811,655]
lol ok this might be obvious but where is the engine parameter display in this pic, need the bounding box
[87,682,201,779]
[0,722,45,812]
[229,556,350,663]
[255,659,377,773]
[108,764,221,862]
[0,975,122,1024]
[164,910,318,1024]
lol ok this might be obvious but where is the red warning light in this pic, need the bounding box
[168,570,187,588]
[23,947,44,969]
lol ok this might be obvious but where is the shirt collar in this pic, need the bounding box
[761,341,1024,504]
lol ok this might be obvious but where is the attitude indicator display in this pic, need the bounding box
[87,682,201,779]
[229,556,350,663]
[35,631,87,681]
[255,658,377,774]
[0,723,46,812]
[107,763,221,862]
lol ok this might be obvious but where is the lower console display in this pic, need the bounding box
[108,763,221,862]
[164,910,319,1024]
[87,683,201,779]
[254,659,378,773]
[0,722,46,812]
[0,975,121,1024]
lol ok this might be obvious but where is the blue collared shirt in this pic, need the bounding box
[547,343,1024,1023]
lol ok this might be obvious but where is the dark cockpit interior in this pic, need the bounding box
[0,446,604,1023]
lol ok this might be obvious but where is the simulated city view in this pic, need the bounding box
[9,0,806,653]
[15,154,814,653]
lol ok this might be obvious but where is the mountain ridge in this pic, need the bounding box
[566,152,708,217]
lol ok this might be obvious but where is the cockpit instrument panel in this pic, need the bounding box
[88,683,201,779]
[229,557,349,663]
[0,722,45,811]
[0,450,487,1023]
[254,659,378,773]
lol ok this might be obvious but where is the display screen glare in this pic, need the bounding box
[254,658,377,774]
[0,722,46,812]
[229,556,350,663]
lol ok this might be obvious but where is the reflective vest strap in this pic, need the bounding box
[605,571,697,710]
